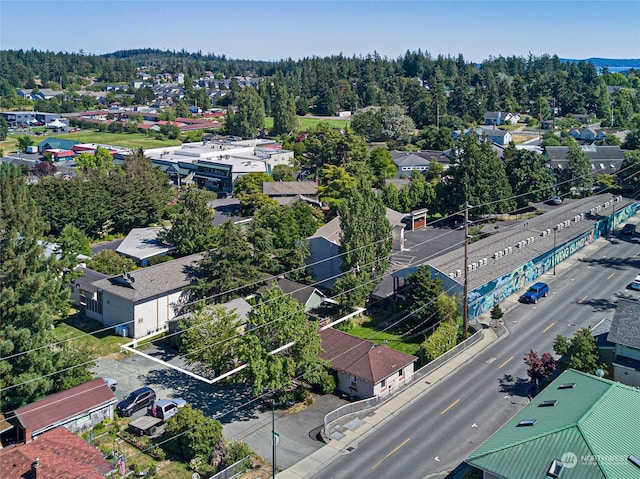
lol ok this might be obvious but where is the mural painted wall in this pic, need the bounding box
[468,203,638,319]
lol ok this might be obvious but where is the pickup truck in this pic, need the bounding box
[128,398,186,436]
[521,282,549,304]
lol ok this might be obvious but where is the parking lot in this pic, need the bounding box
[93,346,348,469]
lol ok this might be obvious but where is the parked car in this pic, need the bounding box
[128,398,186,436]
[629,275,640,291]
[116,386,156,417]
[520,282,549,304]
[549,195,563,205]
[621,223,636,235]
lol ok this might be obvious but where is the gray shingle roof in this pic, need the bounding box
[545,145,625,161]
[92,253,203,302]
[608,298,640,350]
[262,181,318,196]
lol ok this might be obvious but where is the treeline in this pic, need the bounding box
[1,48,639,128]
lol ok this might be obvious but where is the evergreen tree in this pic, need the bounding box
[271,79,297,136]
[332,179,392,309]
[503,145,555,207]
[159,186,217,255]
[566,140,594,197]
[225,87,265,138]
[441,133,516,218]
[191,221,259,303]
[404,265,445,328]
[0,164,92,410]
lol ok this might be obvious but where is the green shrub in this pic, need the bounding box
[226,441,253,470]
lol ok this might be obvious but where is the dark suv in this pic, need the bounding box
[521,282,549,304]
[116,387,156,417]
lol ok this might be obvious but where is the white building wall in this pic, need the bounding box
[616,344,640,362]
[133,290,188,338]
[101,292,134,334]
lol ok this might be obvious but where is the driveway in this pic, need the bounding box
[93,349,347,469]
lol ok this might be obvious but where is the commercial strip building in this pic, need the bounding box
[392,193,637,319]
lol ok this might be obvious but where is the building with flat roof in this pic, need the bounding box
[392,194,637,319]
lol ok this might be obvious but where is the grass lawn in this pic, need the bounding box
[264,115,351,132]
[53,310,129,358]
[0,135,19,154]
[59,131,183,149]
[347,320,422,357]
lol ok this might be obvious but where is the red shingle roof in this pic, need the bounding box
[0,427,112,479]
[319,328,416,384]
[13,379,116,434]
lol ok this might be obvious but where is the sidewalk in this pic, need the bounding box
[277,234,613,479]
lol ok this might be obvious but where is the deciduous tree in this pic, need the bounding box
[162,405,223,462]
[240,285,330,396]
[553,328,603,374]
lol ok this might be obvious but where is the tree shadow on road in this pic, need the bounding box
[498,373,532,398]
[145,367,261,424]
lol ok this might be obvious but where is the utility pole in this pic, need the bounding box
[272,400,279,478]
[463,202,470,339]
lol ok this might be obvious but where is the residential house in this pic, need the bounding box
[545,145,625,176]
[483,111,519,126]
[392,152,431,177]
[262,181,321,206]
[88,254,203,338]
[258,277,329,313]
[168,296,252,334]
[607,298,640,387]
[116,227,175,266]
[466,369,640,479]
[70,267,109,316]
[485,128,512,146]
[306,208,406,289]
[319,328,416,399]
[0,427,112,479]
[4,379,117,444]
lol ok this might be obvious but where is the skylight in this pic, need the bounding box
[547,459,564,478]
[558,383,576,389]
[539,400,558,407]
[517,419,537,427]
[629,455,640,469]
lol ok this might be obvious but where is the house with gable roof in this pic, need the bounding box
[88,254,202,338]
[319,328,416,399]
[0,426,112,479]
[305,208,406,289]
[257,277,329,313]
[4,378,117,444]
[483,111,519,126]
[466,369,640,479]
[116,226,176,266]
[607,297,640,387]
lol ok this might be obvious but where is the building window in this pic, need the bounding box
[349,375,357,388]
[398,369,403,377]
[381,378,386,388]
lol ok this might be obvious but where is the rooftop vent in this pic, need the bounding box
[547,459,564,478]
[517,419,537,427]
[558,383,576,390]
[539,400,558,407]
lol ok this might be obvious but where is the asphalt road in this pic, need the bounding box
[310,234,640,479]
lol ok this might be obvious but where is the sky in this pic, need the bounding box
[1,1,639,63]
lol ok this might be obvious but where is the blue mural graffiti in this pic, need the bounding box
[467,203,638,319]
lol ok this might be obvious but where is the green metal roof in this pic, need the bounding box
[467,369,640,479]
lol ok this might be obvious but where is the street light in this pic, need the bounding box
[272,400,280,479]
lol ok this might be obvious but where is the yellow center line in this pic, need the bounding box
[371,437,411,470]
[578,295,588,304]
[543,322,556,333]
[498,355,514,369]
[607,272,616,280]
[440,398,460,415]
